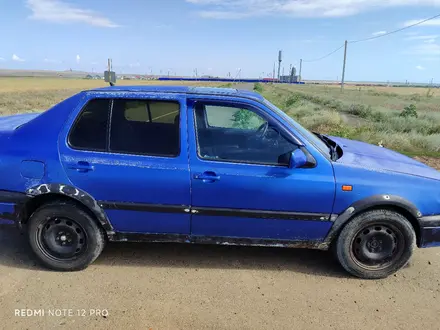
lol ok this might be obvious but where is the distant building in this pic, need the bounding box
[279,75,299,83]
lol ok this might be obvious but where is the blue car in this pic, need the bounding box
[1,85,439,278]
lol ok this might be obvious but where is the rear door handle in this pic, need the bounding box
[194,171,220,182]
[68,161,94,173]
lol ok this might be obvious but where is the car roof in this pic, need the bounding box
[88,85,265,102]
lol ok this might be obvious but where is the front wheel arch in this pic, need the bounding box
[324,195,422,249]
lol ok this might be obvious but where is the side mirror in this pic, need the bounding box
[289,149,307,169]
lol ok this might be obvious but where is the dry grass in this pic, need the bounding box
[261,84,440,156]
[0,77,220,93]
[316,83,439,96]
[0,77,220,115]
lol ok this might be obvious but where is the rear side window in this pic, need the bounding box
[110,99,180,156]
[123,100,180,124]
[149,101,180,124]
[69,99,110,151]
[124,101,149,122]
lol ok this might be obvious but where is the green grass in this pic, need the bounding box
[259,84,440,155]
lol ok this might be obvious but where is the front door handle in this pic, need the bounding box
[68,161,94,173]
[194,171,220,182]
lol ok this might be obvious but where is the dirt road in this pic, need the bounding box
[1,225,440,329]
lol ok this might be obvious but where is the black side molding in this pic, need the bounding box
[419,215,440,228]
[98,201,331,222]
[0,190,30,204]
[99,202,190,214]
[194,207,330,221]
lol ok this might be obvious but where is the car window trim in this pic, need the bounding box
[67,97,182,158]
[67,98,112,152]
[191,100,294,168]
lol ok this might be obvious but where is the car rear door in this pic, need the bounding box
[58,92,191,235]
[187,97,335,242]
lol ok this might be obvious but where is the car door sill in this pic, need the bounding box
[110,232,327,250]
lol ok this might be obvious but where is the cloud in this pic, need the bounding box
[76,55,80,63]
[154,24,173,29]
[44,58,60,63]
[409,43,440,56]
[26,0,119,27]
[372,31,387,36]
[406,31,419,37]
[416,65,425,70]
[0,57,5,61]
[407,35,438,40]
[186,0,440,19]
[12,54,25,62]
[404,18,440,27]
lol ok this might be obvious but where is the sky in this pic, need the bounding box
[1,0,440,82]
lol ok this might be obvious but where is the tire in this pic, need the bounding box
[334,209,415,279]
[27,201,106,271]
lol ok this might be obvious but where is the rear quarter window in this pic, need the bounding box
[68,99,111,151]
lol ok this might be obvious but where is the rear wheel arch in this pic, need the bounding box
[23,184,114,235]
[325,195,422,248]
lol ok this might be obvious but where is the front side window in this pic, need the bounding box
[69,99,110,151]
[110,99,180,156]
[194,103,297,165]
[205,105,265,129]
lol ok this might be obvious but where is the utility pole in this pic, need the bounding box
[341,40,348,91]
[272,62,276,82]
[299,59,302,82]
[277,50,282,80]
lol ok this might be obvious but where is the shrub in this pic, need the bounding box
[400,104,418,118]
[347,103,373,118]
[408,94,421,102]
[285,94,301,107]
[253,82,264,93]
[426,88,434,98]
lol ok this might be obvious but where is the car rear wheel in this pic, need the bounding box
[28,201,106,271]
[335,209,415,279]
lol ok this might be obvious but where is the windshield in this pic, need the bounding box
[263,99,331,157]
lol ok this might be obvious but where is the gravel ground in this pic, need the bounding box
[1,226,440,330]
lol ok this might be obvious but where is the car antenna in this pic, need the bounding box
[104,58,116,87]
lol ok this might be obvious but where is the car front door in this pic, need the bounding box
[58,93,191,235]
[187,97,335,242]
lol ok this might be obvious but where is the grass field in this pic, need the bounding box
[0,77,219,115]
[259,83,440,158]
[0,77,439,163]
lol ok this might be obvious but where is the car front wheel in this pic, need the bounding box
[335,209,415,279]
[28,201,106,271]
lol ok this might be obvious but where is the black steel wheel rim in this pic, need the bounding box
[37,217,88,261]
[350,222,405,270]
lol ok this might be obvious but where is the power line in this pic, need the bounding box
[300,13,440,64]
[349,13,440,44]
[302,44,345,63]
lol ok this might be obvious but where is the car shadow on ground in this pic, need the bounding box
[0,225,347,278]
